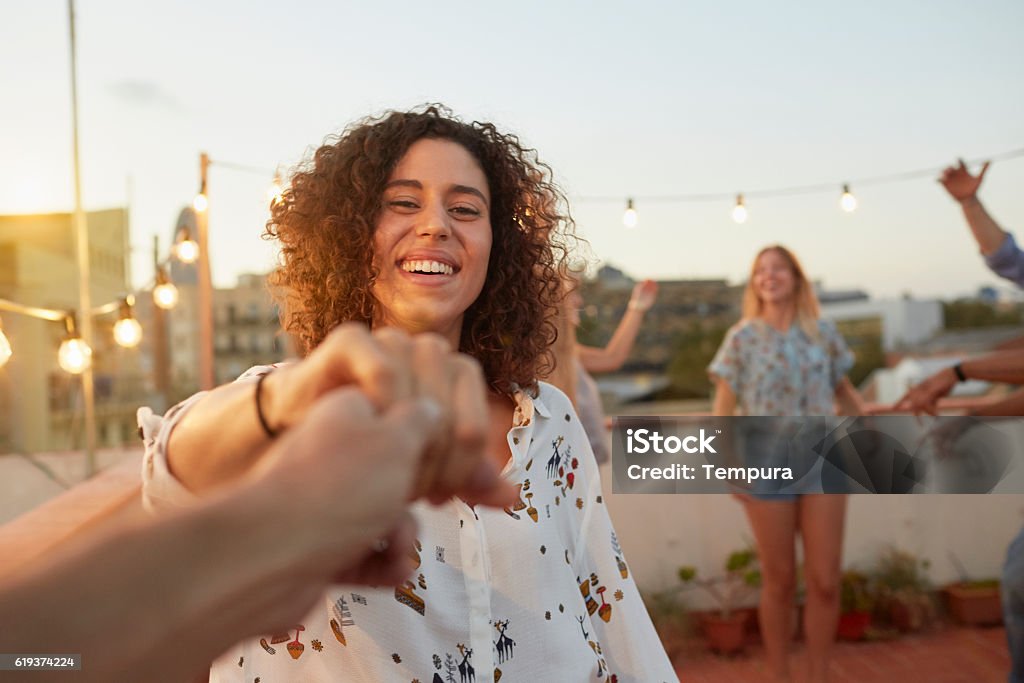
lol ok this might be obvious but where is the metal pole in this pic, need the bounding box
[152,236,170,404]
[197,152,215,389]
[68,0,97,475]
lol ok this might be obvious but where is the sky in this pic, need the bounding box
[2,0,1023,300]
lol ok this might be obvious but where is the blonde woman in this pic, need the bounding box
[708,245,864,683]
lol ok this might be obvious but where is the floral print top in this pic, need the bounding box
[707,318,854,416]
[138,366,677,683]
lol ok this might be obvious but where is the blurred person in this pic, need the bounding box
[708,245,865,683]
[905,157,1024,683]
[556,276,658,464]
[0,378,458,683]
[142,106,675,682]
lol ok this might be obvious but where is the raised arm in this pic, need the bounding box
[939,159,1007,255]
[577,279,657,374]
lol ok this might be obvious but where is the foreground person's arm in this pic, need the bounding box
[0,390,440,683]
[895,349,1024,415]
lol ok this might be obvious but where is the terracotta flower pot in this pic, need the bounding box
[836,611,871,641]
[888,596,927,632]
[945,583,1002,626]
[702,612,747,655]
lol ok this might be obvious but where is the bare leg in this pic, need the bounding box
[741,496,798,682]
[799,494,847,683]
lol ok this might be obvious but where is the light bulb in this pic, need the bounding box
[153,282,179,309]
[267,178,284,205]
[193,193,208,213]
[622,198,638,229]
[732,194,748,224]
[840,184,857,213]
[58,337,92,374]
[174,238,199,263]
[113,317,143,348]
[0,327,11,368]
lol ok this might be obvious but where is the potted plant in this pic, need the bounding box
[943,553,1003,627]
[944,579,1002,626]
[837,570,873,641]
[871,547,935,633]
[677,548,761,655]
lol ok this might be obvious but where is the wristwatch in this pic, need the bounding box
[952,363,967,383]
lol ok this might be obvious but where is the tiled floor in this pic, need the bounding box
[673,625,1008,682]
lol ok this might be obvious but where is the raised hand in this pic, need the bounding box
[629,279,658,312]
[938,159,989,203]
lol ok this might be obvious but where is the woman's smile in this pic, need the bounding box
[371,138,492,342]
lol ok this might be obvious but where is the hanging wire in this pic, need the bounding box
[575,146,1024,204]
[209,159,278,176]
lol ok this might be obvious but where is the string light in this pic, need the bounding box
[173,227,199,264]
[0,318,11,368]
[576,147,1024,224]
[840,183,858,213]
[622,198,638,229]
[268,172,285,206]
[58,315,92,374]
[112,296,142,348]
[193,191,208,213]
[153,268,179,310]
[731,194,748,224]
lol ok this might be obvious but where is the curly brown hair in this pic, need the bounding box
[264,104,576,396]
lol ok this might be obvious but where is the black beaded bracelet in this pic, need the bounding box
[255,372,280,438]
[953,363,967,383]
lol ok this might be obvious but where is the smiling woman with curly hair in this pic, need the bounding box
[266,105,569,395]
[140,105,675,682]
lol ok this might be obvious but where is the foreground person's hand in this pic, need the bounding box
[245,389,443,593]
[895,367,957,416]
[264,324,517,508]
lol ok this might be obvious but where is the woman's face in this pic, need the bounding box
[752,249,797,307]
[371,138,493,342]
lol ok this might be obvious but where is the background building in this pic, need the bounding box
[0,208,146,453]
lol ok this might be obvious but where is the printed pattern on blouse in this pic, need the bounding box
[139,367,677,683]
[707,318,854,416]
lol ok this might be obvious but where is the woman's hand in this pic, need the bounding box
[628,279,658,312]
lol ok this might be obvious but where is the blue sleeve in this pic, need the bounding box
[984,233,1024,288]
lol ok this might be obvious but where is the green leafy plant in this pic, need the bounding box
[873,547,931,593]
[871,547,935,631]
[677,548,761,618]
